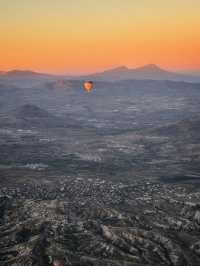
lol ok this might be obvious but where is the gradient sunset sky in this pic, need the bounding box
[0,0,200,74]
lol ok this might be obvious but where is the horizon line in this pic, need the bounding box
[1,64,200,76]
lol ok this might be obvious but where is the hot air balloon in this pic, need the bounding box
[83,81,93,92]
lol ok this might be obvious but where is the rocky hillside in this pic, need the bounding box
[1,178,200,266]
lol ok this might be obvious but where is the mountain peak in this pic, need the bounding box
[114,65,129,71]
[135,64,163,72]
[103,65,129,74]
[6,70,38,76]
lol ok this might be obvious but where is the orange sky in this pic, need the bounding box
[0,1,200,74]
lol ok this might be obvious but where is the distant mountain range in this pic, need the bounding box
[0,70,56,78]
[82,64,200,83]
[0,70,59,87]
[0,65,200,85]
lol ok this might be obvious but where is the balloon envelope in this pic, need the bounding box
[83,81,93,92]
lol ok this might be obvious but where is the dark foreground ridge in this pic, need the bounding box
[1,177,200,266]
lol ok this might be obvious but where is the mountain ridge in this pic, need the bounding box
[82,64,200,83]
[1,64,200,84]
